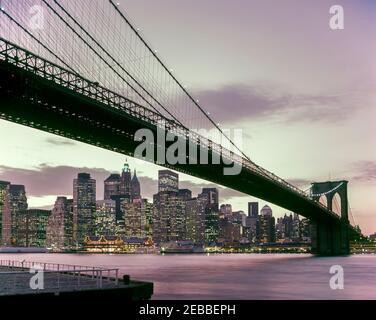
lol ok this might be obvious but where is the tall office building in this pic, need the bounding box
[46,197,74,250]
[218,218,242,245]
[17,209,50,247]
[158,170,179,193]
[153,191,187,243]
[94,200,116,236]
[258,205,275,243]
[232,211,246,225]
[300,218,311,243]
[123,198,154,238]
[131,170,141,202]
[178,189,192,200]
[0,181,11,245]
[244,214,258,243]
[141,199,154,239]
[120,162,132,199]
[185,197,205,245]
[9,184,28,245]
[220,204,232,219]
[248,202,259,218]
[104,174,121,200]
[199,188,219,245]
[292,213,301,241]
[123,201,143,238]
[201,188,219,209]
[153,170,187,243]
[276,213,293,242]
[73,173,96,247]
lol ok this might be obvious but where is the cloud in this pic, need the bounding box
[0,164,111,199]
[0,164,248,206]
[195,84,365,125]
[351,161,376,182]
[45,137,76,146]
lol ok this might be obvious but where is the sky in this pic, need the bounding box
[0,0,375,233]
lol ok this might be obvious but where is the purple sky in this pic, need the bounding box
[0,0,375,233]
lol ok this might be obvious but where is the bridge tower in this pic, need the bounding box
[310,180,350,255]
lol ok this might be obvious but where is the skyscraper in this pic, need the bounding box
[258,205,275,243]
[73,173,96,247]
[201,188,219,209]
[199,188,219,245]
[220,204,232,219]
[185,197,205,245]
[9,184,28,245]
[131,170,141,202]
[158,170,178,193]
[153,191,187,243]
[120,161,132,199]
[104,174,121,200]
[94,200,117,236]
[248,202,259,218]
[153,171,189,243]
[123,201,143,238]
[141,199,154,239]
[17,209,50,247]
[46,197,73,250]
[300,218,311,243]
[178,189,192,200]
[0,181,10,245]
[122,198,153,238]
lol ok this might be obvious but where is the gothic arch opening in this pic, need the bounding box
[319,195,327,207]
[332,192,342,216]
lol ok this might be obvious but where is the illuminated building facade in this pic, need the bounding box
[153,191,187,243]
[9,184,28,245]
[46,197,73,251]
[120,162,132,199]
[0,181,11,245]
[258,205,276,244]
[131,170,141,202]
[199,188,219,245]
[94,200,117,236]
[104,174,121,200]
[185,197,205,245]
[158,170,178,193]
[16,209,50,247]
[73,173,96,247]
[248,202,259,218]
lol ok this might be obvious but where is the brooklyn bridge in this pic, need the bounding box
[0,0,362,255]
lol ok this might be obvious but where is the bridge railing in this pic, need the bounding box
[0,37,339,220]
[0,260,119,295]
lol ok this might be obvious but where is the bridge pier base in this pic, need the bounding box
[311,221,350,256]
[310,181,350,256]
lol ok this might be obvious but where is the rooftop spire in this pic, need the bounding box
[122,158,130,172]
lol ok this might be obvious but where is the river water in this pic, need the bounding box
[0,253,375,299]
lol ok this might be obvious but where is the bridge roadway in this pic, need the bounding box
[0,38,357,254]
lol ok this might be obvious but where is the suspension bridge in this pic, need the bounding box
[0,0,361,255]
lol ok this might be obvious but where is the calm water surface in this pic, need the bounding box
[0,253,375,299]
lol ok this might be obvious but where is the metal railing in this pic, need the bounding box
[0,260,120,295]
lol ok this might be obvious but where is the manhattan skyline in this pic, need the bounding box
[0,0,374,234]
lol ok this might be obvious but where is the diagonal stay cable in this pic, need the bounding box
[108,0,252,162]
[49,0,185,127]
[0,8,77,74]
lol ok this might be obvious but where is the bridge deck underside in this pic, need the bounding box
[0,61,343,226]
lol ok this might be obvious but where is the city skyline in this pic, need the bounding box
[0,160,306,227]
[0,163,313,251]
